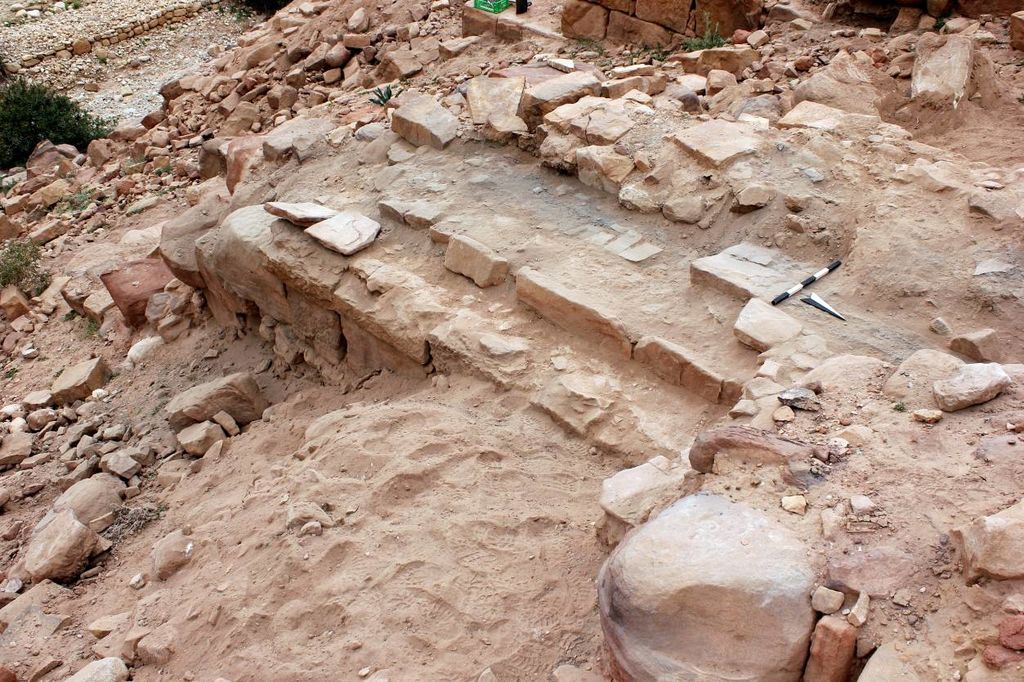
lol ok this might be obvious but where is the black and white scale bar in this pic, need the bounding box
[770,260,842,306]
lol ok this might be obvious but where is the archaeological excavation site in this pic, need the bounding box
[2,0,1024,677]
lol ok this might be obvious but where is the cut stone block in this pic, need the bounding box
[444,235,510,288]
[734,298,803,351]
[51,358,111,405]
[516,267,634,359]
[305,212,381,256]
[673,119,760,167]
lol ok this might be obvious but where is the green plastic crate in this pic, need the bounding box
[474,0,509,13]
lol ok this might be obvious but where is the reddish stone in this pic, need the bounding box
[803,615,857,682]
[794,55,814,72]
[732,29,751,44]
[1000,614,1024,651]
[984,644,1024,669]
[0,665,16,682]
[100,258,176,327]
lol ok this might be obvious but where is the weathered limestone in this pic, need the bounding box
[24,509,102,582]
[444,235,509,288]
[466,76,525,126]
[598,494,814,681]
[882,349,964,409]
[576,145,635,194]
[0,432,33,466]
[305,212,381,256]
[733,298,802,351]
[65,658,129,682]
[793,50,898,116]
[516,268,634,359]
[598,455,700,545]
[949,328,1002,362]
[164,372,268,431]
[391,92,458,149]
[673,119,760,167]
[933,363,1011,412]
[176,421,226,456]
[0,286,30,320]
[151,530,195,580]
[911,33,974,108]
[51,358,111,405]
[954,500,1024,582]
[263,202,339,226]
[50,475,124,532]
[519,71,602,127]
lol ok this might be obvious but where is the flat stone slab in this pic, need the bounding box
[778,100,880,132]
[305,212,381,256]
[689,243,807,299]
[673,119,760,168]
[734,298,803,352]
[264,202,339,226]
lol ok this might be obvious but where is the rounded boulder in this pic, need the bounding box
[598,494,816,681]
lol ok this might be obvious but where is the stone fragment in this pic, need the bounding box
[882,349,963,409]
[24,509,101,581]
[212,410,240,436]
[803,615,857,682]
[100,259,175,327]
[954,500,1024,582]
[1013,11,1024,52]
[826,546,916,597]
[466,76,525,126]
[812,586,846,614]
[52,476,124,530]
[950,328,1002,362]
[165,373,268,430]
[263,202,339,226]
[598,494,814,681]
[0,431,33,466]
[733,183,775,212]
[51,358,111,405]
[598,455,700,545]
[933,363,1011,412]
[847,591,869,626]
[781,495,807,515]
[689,426,819,473]
[634,336,725,403]
[673,119,759,168]
[998,614,1024,650]
[305,212,381,256]
[561,0,609,40]
[778,387,820,411]
[65,657,129,682]
[286,501,336,529]
[733,298,802,351]
[444,235,509,288]
[576,146,634,194]
[391,92,458,149]
[912,409,942,424]
[176,421,226,456]
[151,530,195,580]
[519,71,602,127]
[0,286,30,320]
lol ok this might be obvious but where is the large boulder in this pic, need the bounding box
[51,357,111,404]
[158,183,230,288]
[24,509,102,581]
[793,50,899,116]
[165,372,268,431]
[911,33,974,108]
[954,499,1024,582]
[49,474,125,531]
[598,494,815,681]
[882,349,964,409]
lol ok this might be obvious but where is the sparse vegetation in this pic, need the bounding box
[370,84,397,106]
[683,14,727,52]
[82,318,100,338]
[934,16,948,30]
[0,238,49,295]
[893,401,907,412]
[56,188,92,214]
[0,78,112,169]
[572,38,605,56]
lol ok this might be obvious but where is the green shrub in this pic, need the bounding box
[0,238,49,295]
[683,14,727,52]
[0,78,112,169]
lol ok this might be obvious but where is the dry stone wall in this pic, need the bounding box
[561,0,764,46]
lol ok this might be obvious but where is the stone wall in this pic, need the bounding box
[562,0,763,46]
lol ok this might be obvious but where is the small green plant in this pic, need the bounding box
[1017,93,1024,105]
[934,16,947,30]
[369,85,397,106]
[56,188,91,214]
[0,78,113,168]
[893,402,907,413]
[3,366,16,379]
[82,318,100,338]
[0,239,49,295]
[62,310,78,321]
[572,38,605,56]
[683,13,727,52]
[97,55,108,65]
